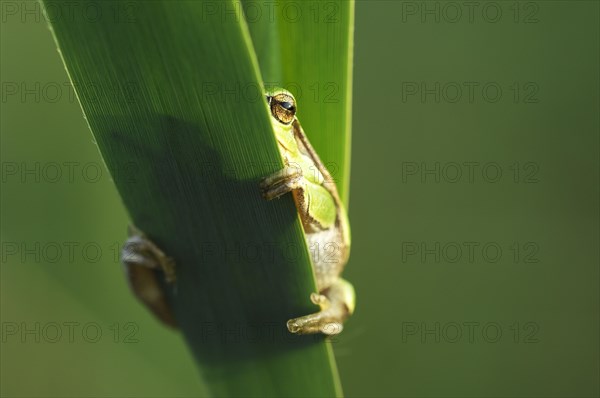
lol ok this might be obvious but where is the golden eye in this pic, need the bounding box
[269,92,296,125]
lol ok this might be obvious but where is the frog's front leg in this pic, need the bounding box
[287,278,355,335]
[121,225,178,328]
[259,164,303,200]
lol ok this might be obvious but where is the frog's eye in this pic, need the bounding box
[269,93,296,125]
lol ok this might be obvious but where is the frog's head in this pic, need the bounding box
[266,89,297,125]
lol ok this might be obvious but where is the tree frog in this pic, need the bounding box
[121,89,355,335]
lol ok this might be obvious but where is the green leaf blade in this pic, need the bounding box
[43,0,352,396]
[277,0,355,204]
[45,0,339,396]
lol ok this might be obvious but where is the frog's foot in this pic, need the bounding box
[287,278,355,335]
[259,165,303,200]
[121,224,177,328]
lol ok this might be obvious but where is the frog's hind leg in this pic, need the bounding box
[287,278,356,335]
[121,225,178,328]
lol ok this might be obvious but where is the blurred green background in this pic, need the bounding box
[1,1,598,397]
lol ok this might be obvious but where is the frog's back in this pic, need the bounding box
[290,119,351,290]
